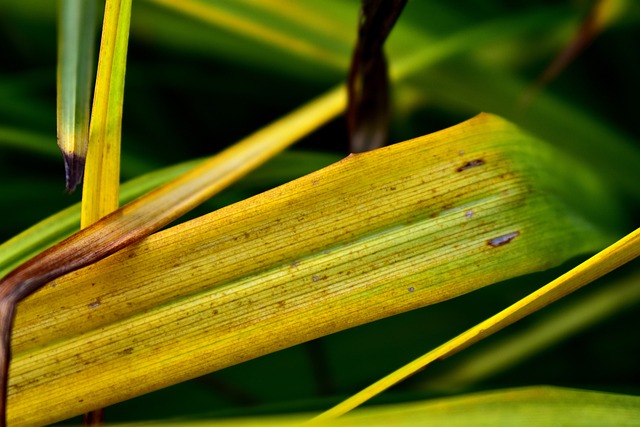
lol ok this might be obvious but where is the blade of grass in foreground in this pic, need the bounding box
[419,267,640,393]
[79,0,132,423]
[56,0,97,192]
[81,0,131,223]
[311,226,639,421]
[7,114,624,425]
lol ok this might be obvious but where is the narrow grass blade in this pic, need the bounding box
[419,267,640,393]
[56,0,98,192]
[81,0,132,225]
[6,114,623,425]
[312,226,639,421]
[520,0,627,108]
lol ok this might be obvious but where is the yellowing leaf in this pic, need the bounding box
[81,0,132,225]
[7,114,621,425]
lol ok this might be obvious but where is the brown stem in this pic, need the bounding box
[83,408,105,426]
[0,294,16,427]
[347,0,407,153]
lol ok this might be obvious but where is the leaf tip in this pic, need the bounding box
[62,151,86,193]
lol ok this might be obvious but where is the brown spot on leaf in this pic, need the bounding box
[457,159,485,172]
[488,231,520,247]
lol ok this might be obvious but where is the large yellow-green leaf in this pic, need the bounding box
[7,114,622,425]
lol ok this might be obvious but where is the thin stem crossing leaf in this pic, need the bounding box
[311,226,639,421]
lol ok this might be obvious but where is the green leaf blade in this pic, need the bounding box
[57,0,97,192]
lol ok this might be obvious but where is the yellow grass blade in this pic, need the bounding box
[80,0,132,422]
[421,267,640,393]
[7,114,621,425]
[312,226,639,422]
[81,0,132,225]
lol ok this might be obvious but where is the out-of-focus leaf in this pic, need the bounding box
[6,114,624,425]
[332,386,640,427]
[138,0,353,78]
[409,61,640,198]
[520,0,627,107]
[119,387,639,426]
[0,127,60,158]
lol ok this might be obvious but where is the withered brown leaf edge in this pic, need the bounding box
[347,0,407,153]
[0,178,217,426]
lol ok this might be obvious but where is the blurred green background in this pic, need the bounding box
[1,0,639,423]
